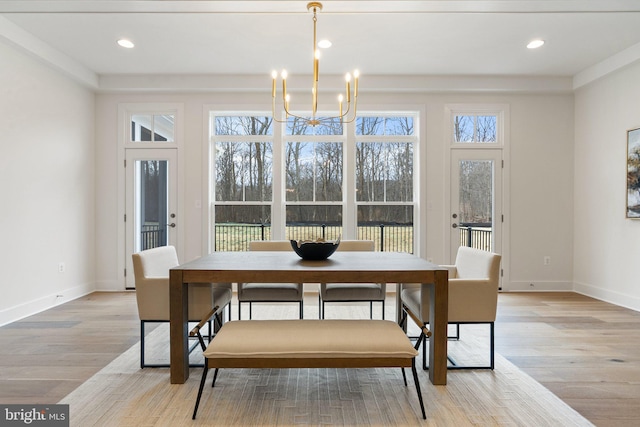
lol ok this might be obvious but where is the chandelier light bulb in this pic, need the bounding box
[281,70,288,79]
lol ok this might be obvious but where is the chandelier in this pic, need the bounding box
[271,2,359,127]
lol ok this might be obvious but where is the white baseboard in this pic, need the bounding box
[505,281,574,292]
[0,282,94,327]
[94,279,124,291]
[573,281,640,313]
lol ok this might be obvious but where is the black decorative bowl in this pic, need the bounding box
[290,237,340,260]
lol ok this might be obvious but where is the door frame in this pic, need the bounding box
[443,104,510,289]
[124,148,179,288]
[117,103,184,290]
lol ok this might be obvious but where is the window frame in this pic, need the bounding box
[206,109,420,253]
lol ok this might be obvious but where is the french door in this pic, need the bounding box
[125,148,178,288]
[449,149,502,263]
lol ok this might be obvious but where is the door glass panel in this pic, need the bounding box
[457,159,493,252]
[135,160,169,251]
[126,149,177,288]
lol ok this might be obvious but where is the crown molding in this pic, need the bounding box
[97,73,573,94]
[0,15,97,88]
[573,41,640,89]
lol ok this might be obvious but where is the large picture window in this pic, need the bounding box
[285,117,344,241]
[210,112,418,253]
[212,116,273,250]
[355,116,415,252]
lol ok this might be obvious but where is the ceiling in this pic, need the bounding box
[2,1,640,89]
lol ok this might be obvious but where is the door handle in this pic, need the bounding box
[167,223,176,228]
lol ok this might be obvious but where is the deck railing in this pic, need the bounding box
[143,222,491,253]
[214,223,415,253]
[458,222,492,252]
[140,224,166,250]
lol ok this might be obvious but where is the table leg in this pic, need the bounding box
[170,269,189,384]
[427,269,448,385]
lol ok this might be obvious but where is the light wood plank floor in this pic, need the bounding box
[0,291,638,426]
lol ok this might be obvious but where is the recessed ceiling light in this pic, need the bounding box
[527,39,545,49]
[117,39,135,49]
[318,39,332,49]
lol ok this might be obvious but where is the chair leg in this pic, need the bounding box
[238,301,242,320]
[401,368,408,386]
[249,302,252,320]
[321,300,325,319]
[451,323,460,340]
[192,365,209,420]
[490,322,495,370]
[411,358,427,420]
[299,301,304,319]
[398,310,407,330]
[422,331,428,371]
[369,301,373,319]
[140,321,145,369]
[381,300,385,320]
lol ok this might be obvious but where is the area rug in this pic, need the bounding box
[59,321,593,426]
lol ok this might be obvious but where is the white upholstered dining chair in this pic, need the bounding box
[400,246,501,370]
[132,245,232,368]
[237,240,304,319]
[319,240,386,319]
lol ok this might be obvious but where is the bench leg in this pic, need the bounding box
[192,365,209,420]
[401,368,408,386]
[211,368,219,388]
[411,358,427,420]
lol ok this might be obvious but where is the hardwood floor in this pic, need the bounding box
[495,292,640,427]
[0,292,140,404]
[0,291,639,426]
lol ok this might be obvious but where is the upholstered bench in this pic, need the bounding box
[191,319,426,420]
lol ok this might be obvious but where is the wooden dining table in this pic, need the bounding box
[169,250,449,385]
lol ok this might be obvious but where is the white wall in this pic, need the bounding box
[0,41,576,320]
[0,40,95,325]
[94,89,575,293]
[574,60,640,311]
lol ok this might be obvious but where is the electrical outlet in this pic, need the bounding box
[58,262,65,273]
[543,256,551,266]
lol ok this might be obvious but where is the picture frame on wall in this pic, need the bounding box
[627,127,640,218]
